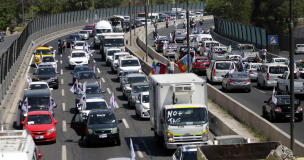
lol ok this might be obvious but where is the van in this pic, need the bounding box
[148,13,159,22]
[211,46,228,60]
[206,59,237,84]
[257,64,289,88]
[0,130,43,160]
[93,21,113,49]
[200,41,220,56]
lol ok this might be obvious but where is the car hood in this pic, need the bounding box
[142,103,150,108]
[79,79,98,84]
[88,123,118,129]
[25,124,54,131]
[70,57,87,61]
[131,92,140,97]
[36,74,56,79]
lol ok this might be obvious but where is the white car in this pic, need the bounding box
[189,13,196,19]
[269,58,288,64]
[135,92,150,119]
[257,64,289,88]
[195,12,202,17]
[27,82,53,91]
[111,52,130,73]
[116,55,141,79]
[39,56,58,70]
[49,46,56,58]
[245,63,262,80]
[206,59,237,84]
[104,48,121,66]
[68,50,89,69]
[78,30,89,40]
[295,44,304,55]
[77,99,108,116]
[73,41,90,51]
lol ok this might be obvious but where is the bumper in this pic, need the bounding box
[140,109,150,118]
[164,52,175,57]
[249,74,258,80]
[193,68,207,73]
[212,76,223,82]
[48,81,59,88]
[32,132,56,142]
[86,133,119,143]
[274,111,303,119]
[227,83,251,90]
[295,50,304,54]
[294,89,304,95]
[166,141,208,149]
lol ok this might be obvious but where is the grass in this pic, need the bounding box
[208,98,268,142]
[15,26,24,32]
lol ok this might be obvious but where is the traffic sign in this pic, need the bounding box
[268,35,278,45]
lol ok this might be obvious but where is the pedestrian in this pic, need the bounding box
[261,47,267,62]
[62,40,67,54]
[167,59,177,74]
[58,39,62,55]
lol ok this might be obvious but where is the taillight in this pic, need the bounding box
[195,52,197,56]
[249,70,253,74]
[275,107,282,112]
[267,73,269,80]
[229,79,235,82]
[204,47,206,52]
[158,44,162,46]
[245,79,251,82]
[174,35,176,37]
[183,39,185,42]
[179,52,181,58]
[297,106,303,111]
[166,51,169,52]
[213,69,216,76]
[296,47,298,50]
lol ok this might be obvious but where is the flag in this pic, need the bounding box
[95,14,97,20]
[93,19,95,26]
[70,43,72,51]
[228,45,232,54]
[130,138,136,160]
[85,18,88,24]
[170,33,172,40]
[40,51,43,61]
[81,81,87,93]
[76,103,82,111]
[49,96,56,111]
[70,79,78,93]
[99,79,102,89]
[155,62,167,74]
[229,62,234,73]
[109,92,115,112]
[150,59,158,75]
[272,87,277,104]
[177,55,189,73]
[26,74,32,87]
[196,36,200,43]
[74,37,77,45]
[35,63,38,68]
[207,51,211,62]
[32,41,35,48]
[92,64,96,73]
[255,54,260,62]
[174,40,177,46]
[79,93,86,105]
[21,97,28,113]
[153,27,155,32]
[296,68,300,79]
[294,59,296,71]
[199,28,203,34]
[83,43,85,51]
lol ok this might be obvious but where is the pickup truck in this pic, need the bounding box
[277,71,304,95]
[231,44,259,60]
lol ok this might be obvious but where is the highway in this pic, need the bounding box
[148,19,304,144]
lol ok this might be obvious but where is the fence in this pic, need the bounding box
[214,17,267,49]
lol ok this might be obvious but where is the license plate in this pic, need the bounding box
[200,64,205,66]
[99,134,107,138]
[286,114,290,117]
[35,136,44,139]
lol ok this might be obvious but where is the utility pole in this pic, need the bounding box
[187,0,190,71]
[22,1,25,25]
[129,0,132,46]
[150,0,152,25]
[289,0,295,155]
[145,0,148,62]
[133,0,135,36]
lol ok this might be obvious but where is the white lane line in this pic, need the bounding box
[62,145,67,160]
[60,54,62,57]
[61,69,63,74]
[115,101,119,108]
[60,60,62,64]
[254,88,266,93]
[62,89,65,96]
[62,103,65,112]
[62,120,67,132]
[97,68,100,73]
[90,54,93,57]
[61,79,64,85]
[101,78,105,82]
[107,88,111,94]
[122,119,129,128]
[134,144,144,158]
[93,59,96,63]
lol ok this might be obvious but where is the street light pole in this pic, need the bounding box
[129,0,132,46]
[151,0,152,25]
[187,0,190,71]
[133,0,136,36]
[145,0,148,62]
[289,0,295,155]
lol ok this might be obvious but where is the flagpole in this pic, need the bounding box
[129,0,132,46]
[186,0,190,72]
[145,0,148,62]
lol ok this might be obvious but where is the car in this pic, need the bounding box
[76,71,100,86]
[116,55,141,79]
[295,59,304,71]
[78,30,90,40]
[77,98,108,116]
[124,21,131,32]
[206,59,237,84]
[73,41,90,52]
[245,63,262,80]
[49,46,56,57]
[213,135,250,145]
[103,48,121,65]
[226,55,242,61]
[135,20,142,27]
[71,66,90,83]
[172,29,186,42]
[27,82,53,91]
[159,15,167,22]
[269,58,288,64]
[33,66,59,89]
[154,37,169,53]
[75,83,105,104]
[111,52,130,73]
[221,72,251,92]
[175,45,195,62]
[135,92,150,119]
[195,12,202,17]
[21,111,58,143]
[34,46,53,65]
[124,16,130,21]
[295,44,304,55]
[189,13,196,19]
[163,43,178,57]
[262,95,303,122]
[0,32,4,42]
[127,82,149,107]
[210,46,228,60]
[83,25,94,37]
[177,13,185,19]
[119,69,141,84]
[68,50,89,69]
[257,64,289,88]
[191,56,209,74]
[200,40,220,56]
[172,145,198,160]
[70,109,123,147]
[39,56,58,70]
[121,73,148,99]
[66,34,81,47]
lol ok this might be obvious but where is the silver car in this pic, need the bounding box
[245,63,262,80]
[163,43,178,57]
[211,46,228,60]
[78,30,89,40]
[295,44,304,55]
[172,145,197,160]
[222,72,251,92]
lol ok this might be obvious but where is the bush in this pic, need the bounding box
[8,24,16,34]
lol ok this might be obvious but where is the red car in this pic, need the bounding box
[21,111,58,143]
[83,25,94,37]
[192,57,210,74]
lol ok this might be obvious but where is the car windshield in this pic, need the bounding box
[104,39,124,46]
[212,48,227,52]
[74,67,90,73]
[142,95,149,103]
[107,50,121,56]
[29,84,48,90]
[79,31,87,34]
[196,13,201,14]
[269,66,288,74]
[86,102,107,110]
[180,47,194,54]
[72,52,86,58]
[277,98,299,105]
[112,21,121,26]
[69,35,80,39]
[166,108,207,125]
[121,60,140,67]
[125,22,130,26]
[250,64,261,69]
[182,151,197,160]
[42,57,55,62]
[148,16,156,19]
[86,86,101,94]
[36,68,56,75]
[219,139,242,145]
[36,49,52,55]
[75,42,85,46]
[96,29,111,34]
[190,14,195,16]
[79,73,96,79]
[230,73,248,78]
[115,54,128,60]
[83,26,93,30]
[88,113,116,124]
[196,59,208,62]
[27,115,52,125]
[38,64,52,67]
[140,20,146,22]
[126,77,147,84]
[122,71,139,76]
[28,97,50,110]
[293,73,304,79]
[132,85,149,93]
[296,45,304,47]
[215,63,233,70]
[275,59,286,62]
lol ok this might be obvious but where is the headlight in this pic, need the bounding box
[132,96,135,100]
[168,138,173,142]
[25,129,31,135]
[69,61,75,65]
[84,60,88,64]
[87,129,93,134]
[112,127,118,133]
[48,127,55,134]
[202,130,209,141]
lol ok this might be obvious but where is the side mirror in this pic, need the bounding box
[264,101,267,103]
[160,118,164,124]
[118,119,122,123]
[38,153,43,158]
[55,120,59,124]
[20,121,25,125]
[102,90,106,93]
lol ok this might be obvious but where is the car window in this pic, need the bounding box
[240,46,254,50]
[88,113,116,124]
[86,87,101,94]
[104,39,124,46]
[121,60,140,67]
[29,84,48,90]
[42,57,55,62]
[126,77,147,84]
[132,85,149,93]
[75,42,85,46]
[196,59,208,62]
[115,54,128,60]
[27,115,52,125]
[79,73,96,79]
[36,68,56,75]
[182,151,197,160]
[205,43,219,48]
[215,63,233,70]
[277,98,299,105]
[83,26,93,30]
[96,29,111,34]
[275,59,286,62]
[79,31,88,34]
[74,67,90,72]
[86,102,107,110]
[230,73,248,78]
[107,50,121,56]
[122,71,139,76]
[27,97,50,110]
[36,49,52,55]
[174,148,181,159]
[142,95,149,103]
[269,66,288,74]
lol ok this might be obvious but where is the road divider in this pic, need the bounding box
[61,79,64,85]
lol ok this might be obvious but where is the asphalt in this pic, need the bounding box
[0,34,21,54]
[147,19,304,144]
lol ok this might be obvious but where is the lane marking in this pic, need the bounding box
[62,145,67,160]
[101,78,105,82]
[97,68,100,73]
[90,54,93,57]
[62,120,67,132]
[61,69,63,74]
[62,103,65,112]
[107,88,111,94]
[93,59,96,63]
[122,119,129,128]
[115,101,119,108]
[134,144,144,158]
[62,89,65,96]
[61,79,64,85]
[254,88,266,93]
[60,60,62,64]
[60,54,62,57]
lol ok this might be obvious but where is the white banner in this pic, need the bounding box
[272,87,277,104]
[26,74,32,87]
[109,92,115,112]
[70,79,78,93]
[21,97,28,113]
[49,96,56,111]
[130,138,136,160]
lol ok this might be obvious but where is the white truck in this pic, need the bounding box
[277,71,304,96]
[231,44,260,60]
[100,33,125,56]
[149,73,209,151]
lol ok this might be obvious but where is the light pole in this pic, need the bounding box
[187,0,190,71]
[145,0,148,62]
[133,0,136,36]
[151,0,152,25]
[129,0,132,46]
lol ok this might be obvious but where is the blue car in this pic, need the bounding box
[71,66,90,83]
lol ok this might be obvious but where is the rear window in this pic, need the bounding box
[230,73,248,78]
[277,98,300,105]
[206,43,219,48]
[275,59,286,62]
[215,63,233,70]
[196,59,208,62]
[269,66,288,74]
[84,26,93,30]
[292,73,304,79]
[296,44,304,47]
[250,64,261,69]
[212,48,227,53]
[240,46,254,50]
[180,47,194,53]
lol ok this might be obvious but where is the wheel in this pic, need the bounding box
[154,131,161,144]
[85,137,91,147]
[262,107,266,117]
[69,64,72,70]
[257,78,260,87]
[247,88,251,92]
[269,111,275,122]
[226,84,229,92]
[221,84,224,90]
[135,109,139,117]
[53,138,57,144]
[297,116,303,122]
[128,100,130,106]
[54,85,58,89]
[115,136,121,146]
[286,87,290,95]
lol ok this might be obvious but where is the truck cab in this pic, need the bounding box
[100,33,125,56]
[232,44,259,60]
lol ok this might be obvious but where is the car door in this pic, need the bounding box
[70,114,86,136]
[206,62,213,80]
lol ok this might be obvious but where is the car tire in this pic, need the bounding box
[297,116,303,122]
[210,76,214,85]
[221,84,224,90]
[226,84,229,92]
[128,100,130,106]
[69,64,72,70]
[53,138,57,144]
[54,85,58,89]
[154,131,161,145]
[116,136,121,146]
[135,109,139,117]
[247,88,251,92]
[85,137,91,147]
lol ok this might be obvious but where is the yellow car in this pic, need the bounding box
[34,47,53,64]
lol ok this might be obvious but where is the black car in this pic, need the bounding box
[154,38,169,53]
[0,32,4,42]
[71,66,90,83]
[70,109,123,147]
[75,83,105,104]
[176,46,195,62]
[66,34,81,47]
[135,20,142,27]
[77,71,100,86]
[33,66,59,89]
[262,95,303,122]
[124,21,130,32]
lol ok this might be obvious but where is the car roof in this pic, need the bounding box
[29,82,48,85]
[71,50,86,53]
[131,82,149,86]
[24,89,51,97]
[196,56,208,59]
[27,111,51,115]
[127,73,146,77]
[114,52,129,55]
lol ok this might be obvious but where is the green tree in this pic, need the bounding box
[0,0,18,30]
